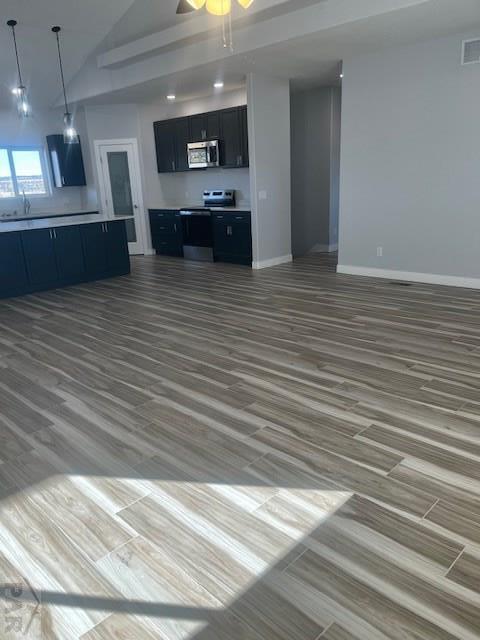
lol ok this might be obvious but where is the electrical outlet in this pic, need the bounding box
[377,246,383,257]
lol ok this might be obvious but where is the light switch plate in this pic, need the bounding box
[259,190,267,200]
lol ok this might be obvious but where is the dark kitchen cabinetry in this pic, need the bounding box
[149,210,183,256]
[154,120,176,173]
[219,107,249,168]
[0,233,28,296]
[173,118,191,172]
[81,221,130,277]
[154,118,190,173]
[0,220,130,299]
[46,134,87,187]
[212,212,252,265]
[153,105,248,173]
[22,228,62,287]
[189,112,220,142]
[55,226,87,281]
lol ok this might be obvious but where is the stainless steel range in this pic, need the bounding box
[180,190,235,261]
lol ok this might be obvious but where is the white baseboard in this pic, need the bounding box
[253,254,293,270]
[337,264,480,290]
[311,243,338,254]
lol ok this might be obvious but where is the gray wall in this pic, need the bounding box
[0,108,89,213]
[248,73,292,268]
[338,31,480,282]
[290,87,340,257]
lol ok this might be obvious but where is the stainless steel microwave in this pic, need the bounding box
[187,140,220,169]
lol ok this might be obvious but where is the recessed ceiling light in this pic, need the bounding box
[214,81,224,89]
[167,94,176,100]
[11,87,21,96]
[339,73,344,79]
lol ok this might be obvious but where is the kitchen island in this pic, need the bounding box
[0,213,132,299]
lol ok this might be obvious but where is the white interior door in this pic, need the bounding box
[95,140,146,255]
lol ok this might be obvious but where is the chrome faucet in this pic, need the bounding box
[22,190,31,217]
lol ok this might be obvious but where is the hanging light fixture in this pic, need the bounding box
[6,20,31,118]
[177,0,254,50]
[206,0,231,16]
[178,0,254,16]
[52,26,79,144]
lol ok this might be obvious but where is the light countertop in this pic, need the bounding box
[0,213,133,234]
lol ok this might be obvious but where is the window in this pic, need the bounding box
[0,147,49,198]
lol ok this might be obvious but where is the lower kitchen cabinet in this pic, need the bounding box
[22,228,59,287]
[81,221,130,277]
[212,212,252,265]
[22,226,87,288]
[0,219,130,300]
[55,226,86,281]
[0,232,29,297]
[149,210,183,256]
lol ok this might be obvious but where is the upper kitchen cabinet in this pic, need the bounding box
[46,134,87,187]
[219,106,249,169]
[189,111,220,142]
[154,117,190,173]
[154,106,249,173]
[173,118,190,172]
[154,120,176,173]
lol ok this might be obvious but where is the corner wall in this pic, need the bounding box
[247,73,292,269]
[338,31,480,287]
[290,87,341,257]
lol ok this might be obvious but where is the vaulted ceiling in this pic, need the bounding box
[0,0,136,109]
[1,0,480,112]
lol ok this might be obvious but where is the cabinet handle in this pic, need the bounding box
[53,229,57,239]
[105,223,109,233]
[61,176,65,186]
[202,129,207,140]
[174,223,177,232]
[171,161,176,171]
[49,229,53,239]
[227,225,233,236]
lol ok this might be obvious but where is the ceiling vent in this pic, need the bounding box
[462,39,480,65]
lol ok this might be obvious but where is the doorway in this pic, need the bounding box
[94,139,147,255]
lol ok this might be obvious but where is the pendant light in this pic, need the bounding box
[52,26,79,144]
[6,20,31,118]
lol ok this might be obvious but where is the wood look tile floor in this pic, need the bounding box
[1,252,480,638]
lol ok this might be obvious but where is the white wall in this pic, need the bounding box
[247,73,292,268]
[83,103,143,211]
[338,31,480,286]
[290,87,340,257]
[0,107,90,213]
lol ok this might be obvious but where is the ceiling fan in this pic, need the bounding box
[176,0,254,16]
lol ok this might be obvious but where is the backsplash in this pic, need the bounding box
[149,167,251,208]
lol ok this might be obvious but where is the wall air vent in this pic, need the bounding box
[462,39,480,65]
